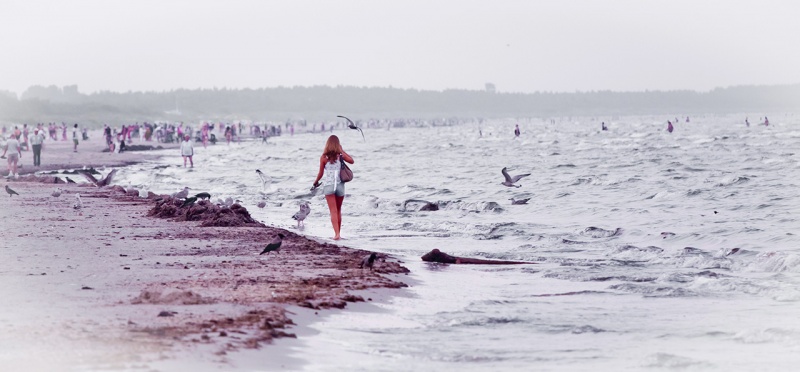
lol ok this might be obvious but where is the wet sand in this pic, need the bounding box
[0,137,410,371]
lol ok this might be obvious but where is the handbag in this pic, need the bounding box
[339,155,353,183]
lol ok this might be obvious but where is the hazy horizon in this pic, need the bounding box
[2,0,799,96]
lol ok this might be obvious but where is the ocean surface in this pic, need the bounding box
[114,115,800,371]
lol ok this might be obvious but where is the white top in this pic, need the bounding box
[322,157,341,188]
[5,138,21,154]
[180,140,194,156]
[30,132,45,146]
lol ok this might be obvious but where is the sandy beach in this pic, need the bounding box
[0,136,410,371]
[5,131,179,177]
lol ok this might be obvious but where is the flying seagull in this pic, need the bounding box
[51,188,62,197]
[5,185,19,197]
[337,115,365,141]
[509,197,530,205]
[255,169,271,191]
[292,202,311,227]
[501,167,530,188]
[359,252,377,271]
[260,233,286,255]
[194,192,211,200]
[172,187,190,199]
[80,169,117,187]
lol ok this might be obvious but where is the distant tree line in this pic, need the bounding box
[0,84,798,127]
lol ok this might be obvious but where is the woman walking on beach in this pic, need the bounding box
[312,135,354,240]
[181,134,194,167]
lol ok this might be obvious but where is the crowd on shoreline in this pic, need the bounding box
[2,114,775,179]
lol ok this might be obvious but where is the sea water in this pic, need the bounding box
[115,115,800,371]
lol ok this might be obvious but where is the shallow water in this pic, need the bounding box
[115,115,800,370]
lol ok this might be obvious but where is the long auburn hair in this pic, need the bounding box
[323,135,343,163]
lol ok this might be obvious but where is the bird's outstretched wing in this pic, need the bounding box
[337,115,355,127]
[501,167,512,183]
[510,173,530,183]
[255,169,270,186]
[99,169,117,187]
[80,171,100,186]
[338,115,365,141]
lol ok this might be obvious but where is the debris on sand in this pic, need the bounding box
[147,195,266,227]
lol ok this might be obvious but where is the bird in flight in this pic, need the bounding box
[337,115,365,141]
[255,169,271,191]
[80,169,117,187]
[501,167,530,188]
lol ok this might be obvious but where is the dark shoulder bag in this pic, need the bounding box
[339,155,353,183]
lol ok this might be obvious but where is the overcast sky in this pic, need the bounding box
[1,0,798,95]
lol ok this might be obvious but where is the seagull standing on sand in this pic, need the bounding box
[73,193,82,210]
[501,167,530,188]
[5,185,19,197]
[260,234,285,255]
[337,115,365,141]
[65,177,76,184]
[255,169,270,191]
[509,197,530,205]
[173,187,190,199]
[257,201,266,208]
[360,252,377,271]
[292,202,310,227]
[51,188,62,198]
[194,192,211,200]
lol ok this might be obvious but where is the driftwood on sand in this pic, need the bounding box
[421,249,531,265]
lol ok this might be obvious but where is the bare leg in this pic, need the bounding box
[189,156,193,168]
[335,195,344,236]
[325,194,341,240]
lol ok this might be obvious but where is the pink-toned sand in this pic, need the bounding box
[7,131,178,177]
[0,135,409,371]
